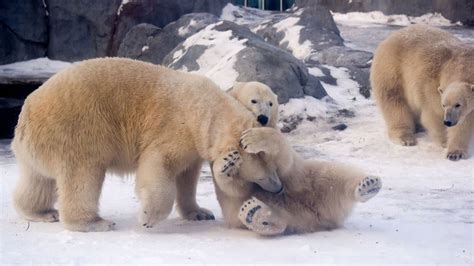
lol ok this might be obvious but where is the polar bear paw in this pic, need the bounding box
[240,128,272,154]
[355,176,382,202]
[446,149,467,161]
[220,150,242,177]
[238,197,286,236]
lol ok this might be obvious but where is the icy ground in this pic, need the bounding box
[1,68,473,264]
[1,10,474,266]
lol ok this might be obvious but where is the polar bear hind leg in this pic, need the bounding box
[354,176,382,203]
[238,197,287,236]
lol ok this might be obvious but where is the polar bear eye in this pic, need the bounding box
[251,99,257,104]
[455,103,461,108]
[269,102,273,107]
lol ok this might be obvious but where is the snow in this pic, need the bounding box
[220,3,271,25]
[2,61,473,264]
[333,11,461,27]
[170,23,247,90]
[177,19,198,36]
[273,16,312,60]
[0,58,71,79]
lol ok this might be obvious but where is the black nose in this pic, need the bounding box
[444,120,452,127]
[257,115,268,126]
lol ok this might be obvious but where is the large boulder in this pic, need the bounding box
[163,21,326,103]
[0,0,47,64]
[110,0,231,55]
[250,5,344,60]
[47,0,122,61]
[118,13,219,64]
[307,46,373,97]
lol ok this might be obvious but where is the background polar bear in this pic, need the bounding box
[211,128,382,235]
[227,82,279,127]
[12,58,283,232]
[371,25,474,160]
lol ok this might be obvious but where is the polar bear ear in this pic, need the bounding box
[437,86,444,95]
[226,82,245,94]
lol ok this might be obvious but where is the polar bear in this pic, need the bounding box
[12,57,282,232]
[227,82,279,127]
[211,128,382,235]
[371,25,474,160]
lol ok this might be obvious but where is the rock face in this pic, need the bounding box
[40,0,231,62]
[163,21,326,103]
[307,46,373,97]
[0,0,48,64]
[297,0,474,26]
[251,5,344,60]
[117,13,219,65]
[0,98,23,139]
[110,0,230,55]
[47,0,122,61]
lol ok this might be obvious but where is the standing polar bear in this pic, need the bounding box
[12,58,283,232]
[211,127,382,235]
[371,25,474,160]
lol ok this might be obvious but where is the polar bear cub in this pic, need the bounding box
[227,82,279,127]
[371,25,474,160]
[12,58,282,232]
[211,128,382,235]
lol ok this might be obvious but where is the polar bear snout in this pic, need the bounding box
[257,115,269,126]
[255,173,283,194]
[443,120,455,127]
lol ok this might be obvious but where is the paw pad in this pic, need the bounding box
[355,176,382,203]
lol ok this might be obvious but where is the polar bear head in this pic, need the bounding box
[228,82,278,127]
[438,81,474,127]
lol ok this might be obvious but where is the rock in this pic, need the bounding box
[117,13,219,64]
[306,46,373,98]
[47,0,122,61]
[111,0,231,55]
[332,123,347,131]
[251,4,344,60]
[163,20,327,103]
[0,0,47,64]
[0,98,23,139]
[307,46,372,68]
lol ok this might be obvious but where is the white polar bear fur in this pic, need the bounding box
[12,57,281,232]
[371,25,474,160]
[212,127,378,234]
[227,82,279,127]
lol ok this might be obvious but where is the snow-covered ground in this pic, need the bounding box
[1,64,473,264]
[1,7,474,265]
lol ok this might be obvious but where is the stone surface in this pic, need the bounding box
[163,20,327,103]
[47,0,122,61]
[0,97,23,139]
[118,13,219,65]
[251,4,344,60]
[0,0,47,64]
[111,0,230,55]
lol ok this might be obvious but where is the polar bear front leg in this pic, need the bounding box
[238,197,287,236]
[135,153,176,229]
[240,128,281,155]
[175,159,215,221]
[446,114,473,161]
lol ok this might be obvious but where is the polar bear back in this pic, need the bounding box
[13,58,254,177]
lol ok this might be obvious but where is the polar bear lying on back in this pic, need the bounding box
[215,83,382,235]
[12,58,282,232]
